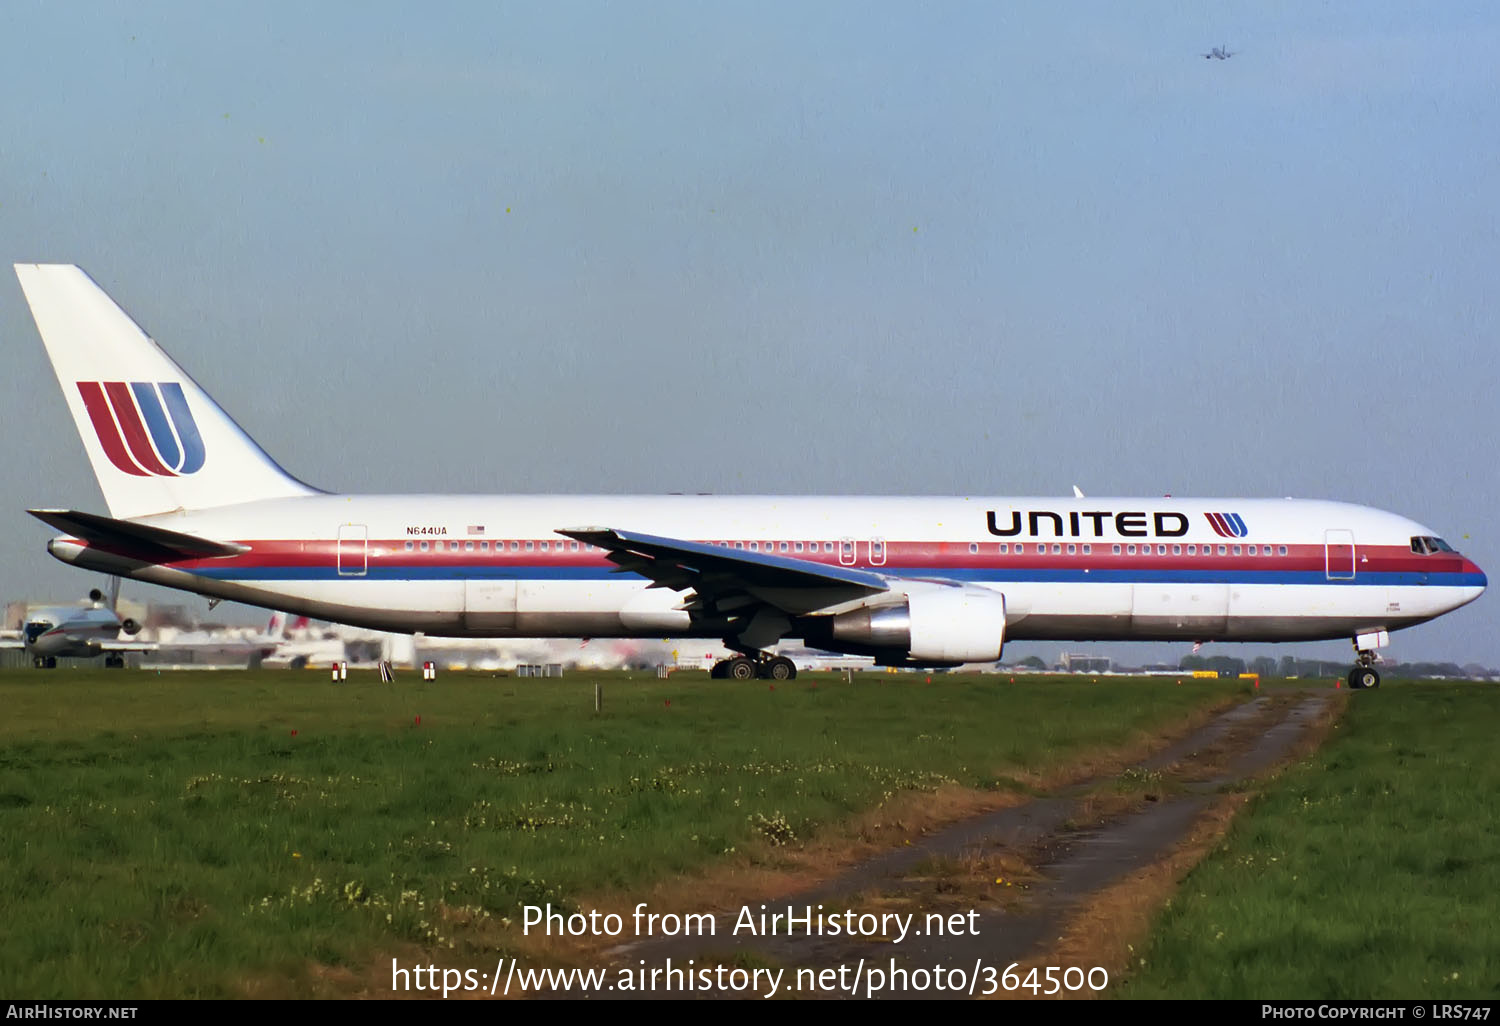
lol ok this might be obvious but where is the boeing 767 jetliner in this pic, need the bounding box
[14,264,1486,688]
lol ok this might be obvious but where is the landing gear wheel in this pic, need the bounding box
[710,661,727,679]
[105,656,125,669]
[726,657,757,681]
[761,657,796,681]
[1349,667,1380,690]
[44,656,57,669]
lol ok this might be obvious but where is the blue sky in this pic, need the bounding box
[2,3,1496,666]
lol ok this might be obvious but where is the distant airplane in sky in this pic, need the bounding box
[12,264,1487,690]
[1202,45,1235,60]
[0,577,153,668]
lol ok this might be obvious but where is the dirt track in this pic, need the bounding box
[569,689,1341,999]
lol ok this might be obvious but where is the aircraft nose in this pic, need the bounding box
[1458,555,1487,606]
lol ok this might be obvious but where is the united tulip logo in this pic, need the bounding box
[77,381,205,476]
[1205,512,1248,538]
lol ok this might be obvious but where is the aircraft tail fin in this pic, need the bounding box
[15,264,321,519]
[265,613,311,639]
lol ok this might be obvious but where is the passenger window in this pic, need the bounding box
[526,541,534,551]
[1278,545,1287,556]
[571,541,579,551]
[825,542,834,553]
[1126,545,1136,555]
[465,541,475,551]
[1082,544,1091,555]
[1247,545,1256,555]
[510,540,519,551]
[419,541,429,552]
[1112,544,1121,555]
[1000,543,1009,554]
[735,542,744,549]
[480,541,488,551]
[1157,545,1167,555]
[779,542,789,552]
[1187,544,1196,555]
[794,542,803,552]
[1232,545,1241,556]
[1066,544,1076,555]
[404,541,414,551]
[1051,544,1061,554]
[1217,545,1227,555]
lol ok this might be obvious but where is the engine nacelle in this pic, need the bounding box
[120,618,141,636]
[831,585,1006,663]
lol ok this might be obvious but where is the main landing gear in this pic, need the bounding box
[710,652,797,681]
[1347,644,1381,690]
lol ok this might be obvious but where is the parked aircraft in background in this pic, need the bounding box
[1202,44,1235,59]
[14,264,1487,689]
[0,577,153,668]
[145,611,303,668]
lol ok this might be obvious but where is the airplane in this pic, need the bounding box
[1202,45,1235,60]
[11,263,1487,691]
[0,576,154,668]
[147,610,304,668]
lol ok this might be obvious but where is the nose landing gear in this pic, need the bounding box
[1347,637,1383,690]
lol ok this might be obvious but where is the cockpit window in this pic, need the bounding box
[1411,536,1456,555]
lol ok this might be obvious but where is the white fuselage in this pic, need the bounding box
[44,494,1487,648]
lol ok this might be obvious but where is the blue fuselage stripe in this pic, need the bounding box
[183,565,1487,588]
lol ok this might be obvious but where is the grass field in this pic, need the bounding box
[0,669,1234,998]
[1121,681,1500,1000]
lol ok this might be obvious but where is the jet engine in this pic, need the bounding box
[829,584,1007,663]
[120,619,141,636]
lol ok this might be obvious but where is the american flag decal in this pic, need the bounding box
[466,525,485,536]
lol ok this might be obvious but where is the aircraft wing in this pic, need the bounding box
[98,640,157,653]
[558,527,888,634]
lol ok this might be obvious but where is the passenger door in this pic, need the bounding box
[1325,529,1356,580]
[336,523,367,577]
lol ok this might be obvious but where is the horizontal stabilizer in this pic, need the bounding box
[28,508,248,559]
